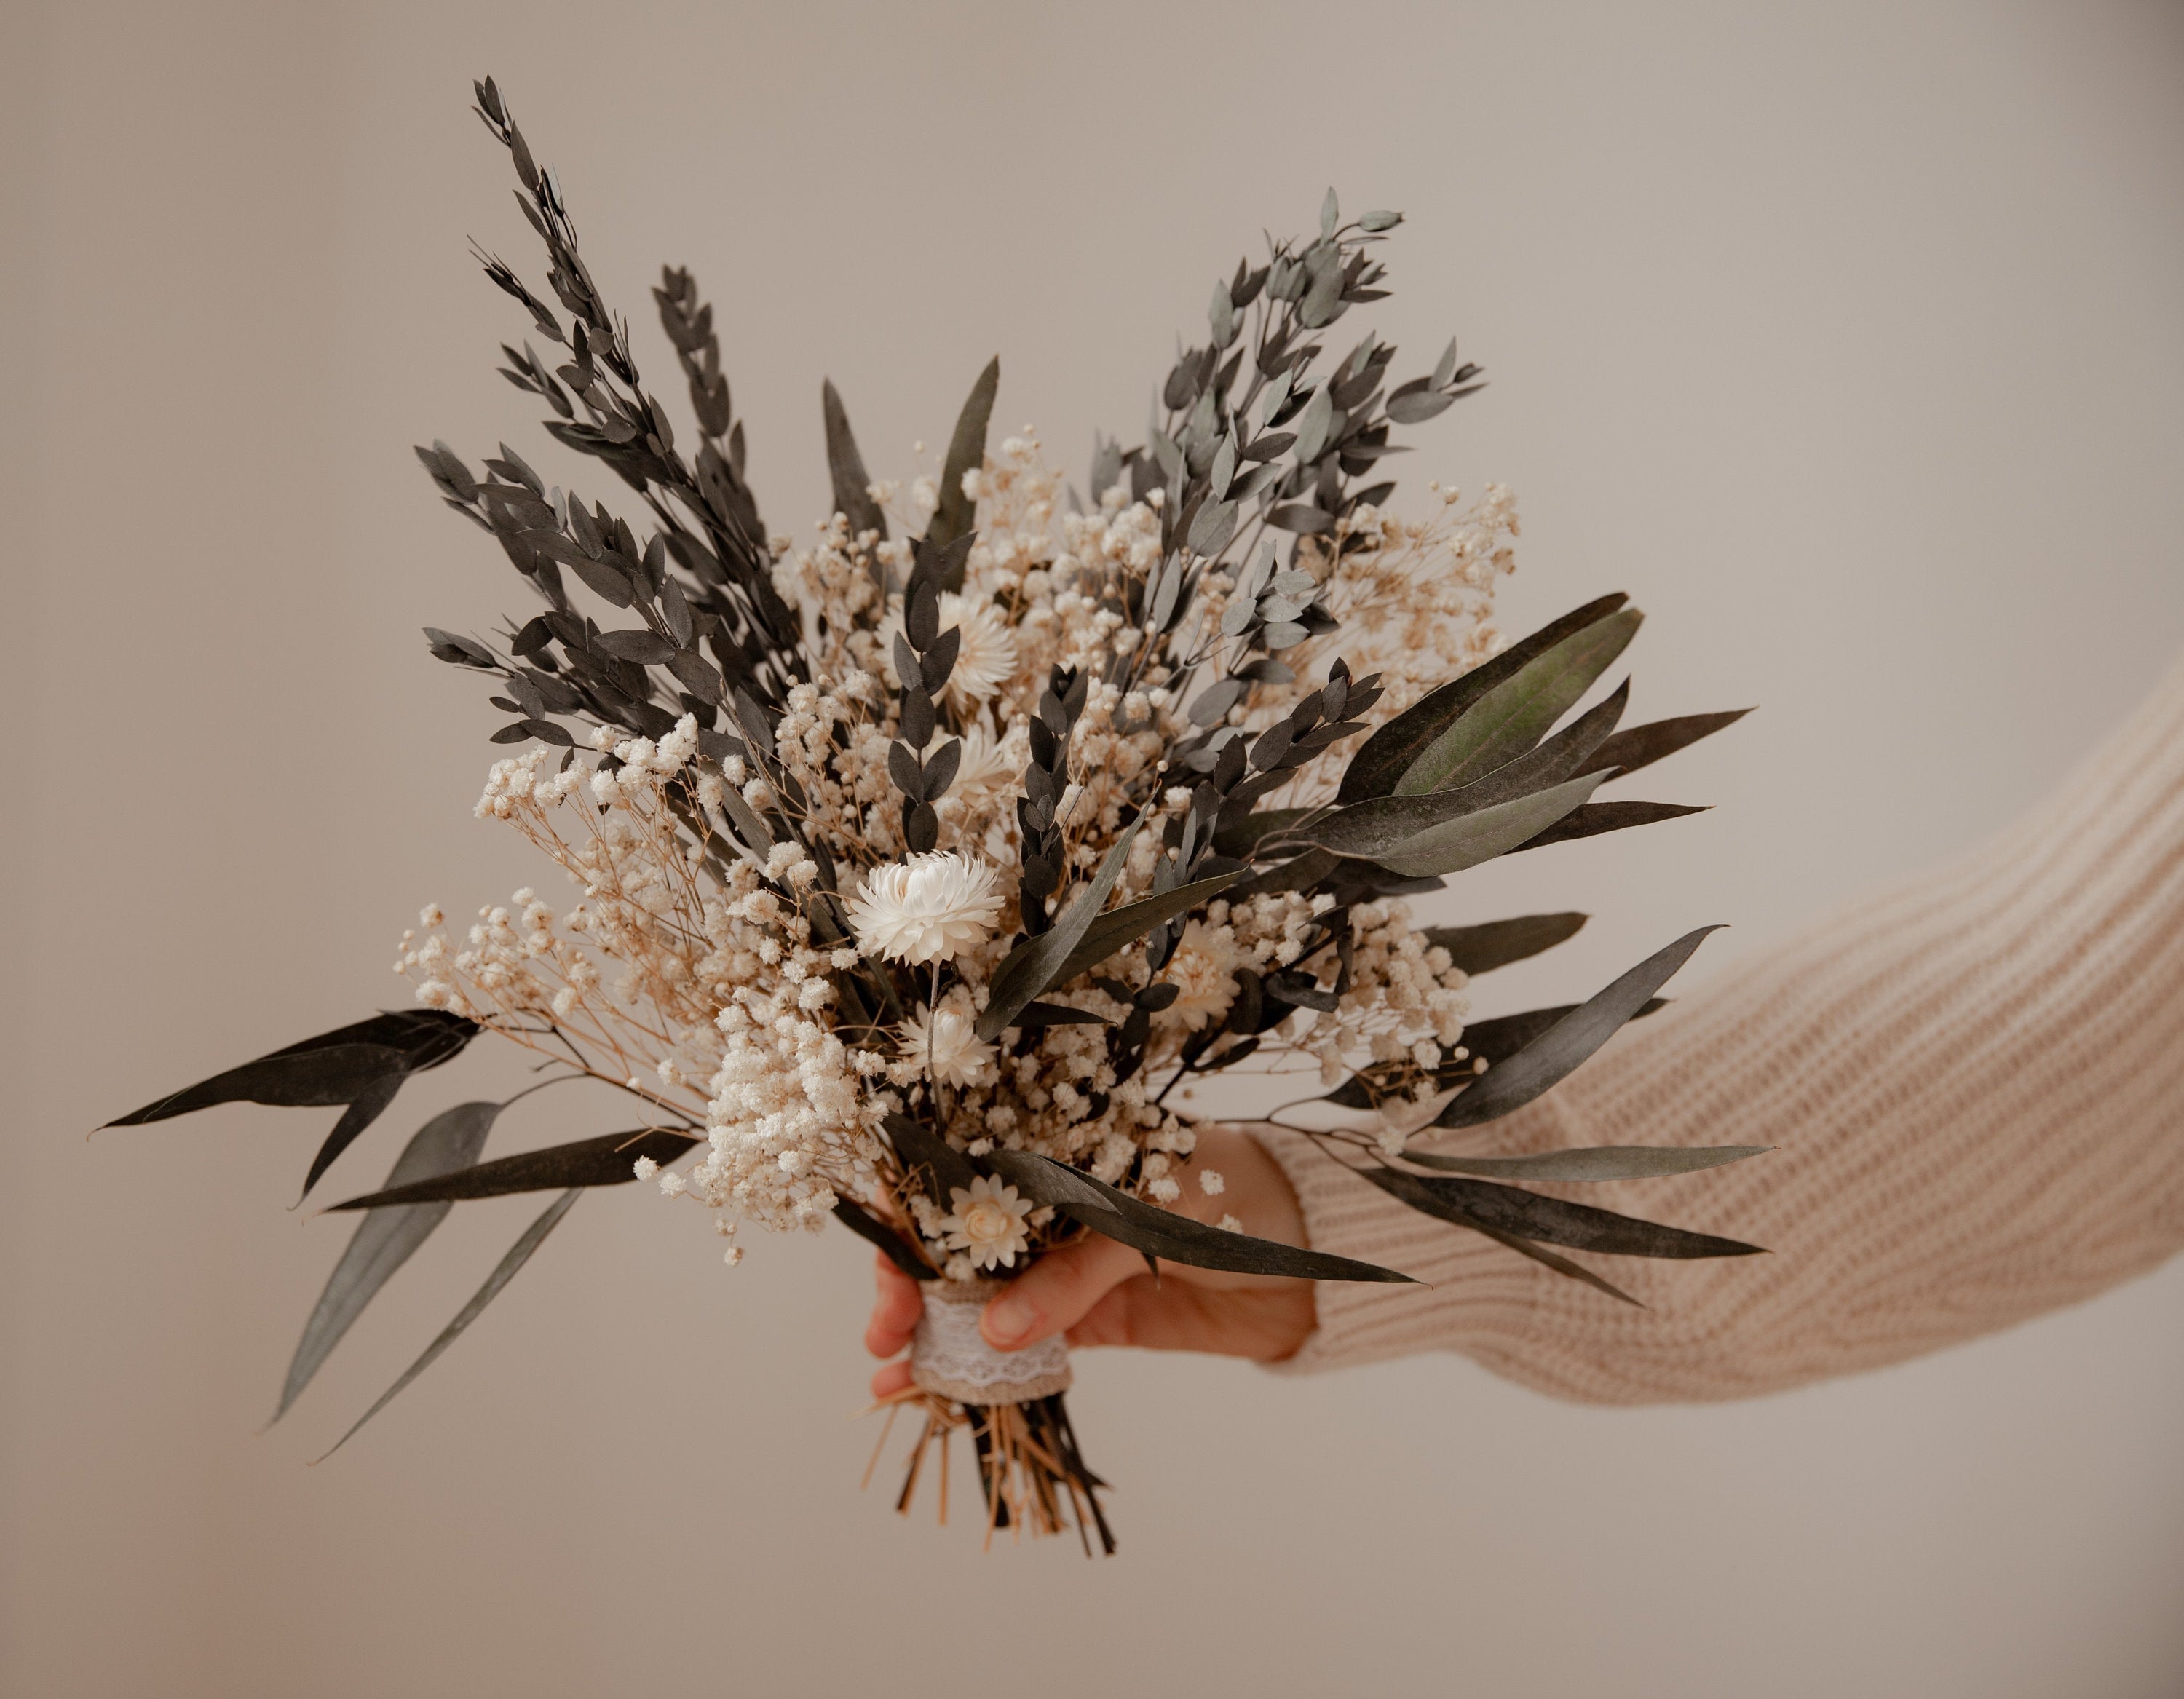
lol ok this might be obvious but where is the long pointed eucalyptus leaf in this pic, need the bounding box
[1462,1220,1644,1305]
[299,1071,408,1201]
[314,1189,582,1461]
[986,1150,1415,1283]
[1042,870,1244,991]
[1435,927,1722,1129]
[1285,703,1623,860]
[1359,1165,1765,1259]
[1396,607,1642,795]
[1370,770,1609,879]
[927,355,999,566]
[1586,708,1752,779]
[1511,801,1709,852]
[1318,997,1668,1109]
[325,1127,701,1210]
[104,1044,408,1124]
[976,824,1141,1040]
[833,1196,935,1280]
[1337,593,1629,804]
[1436,677,1629,813]
[273,1101,503,1424]
[1400,1144,1773,1181]
[1422,913,1588,975]
[883,1112,979,1205]
[820,379,887,541]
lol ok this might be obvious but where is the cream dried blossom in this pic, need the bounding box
[847,852,1003,965]
[1162,919,1246,1030]
[879,590,1018,711]
[897,1002,997,1089]
[935,1175,1034,1271]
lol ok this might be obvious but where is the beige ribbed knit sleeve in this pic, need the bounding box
[1252,654,2184,1405]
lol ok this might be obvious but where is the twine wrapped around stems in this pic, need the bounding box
[909,1277,1072,1404]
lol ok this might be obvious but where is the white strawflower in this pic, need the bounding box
[847,852,1003,965]
[949,713,1024,804]
[936,1175,1034,1271]
[898,1005,997,1088]
[880,592,1019,710]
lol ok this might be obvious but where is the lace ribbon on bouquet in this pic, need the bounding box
[910,1278,1072,1404]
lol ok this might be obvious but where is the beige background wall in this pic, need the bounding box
[8,2,2184,1694]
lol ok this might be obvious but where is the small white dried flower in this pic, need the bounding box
[847,852,1003,965]
[880,592,1018,710]
[935,1175,1034,1271]
[1163,920,1243,1030]
[896,1004,997,1089]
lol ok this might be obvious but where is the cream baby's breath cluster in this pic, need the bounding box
[407,422,1508,1267]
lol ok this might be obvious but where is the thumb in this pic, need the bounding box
[982,1232,1144,1351]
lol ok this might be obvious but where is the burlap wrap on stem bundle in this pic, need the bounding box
[909,1277,1072,1405]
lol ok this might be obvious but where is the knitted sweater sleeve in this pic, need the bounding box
[1251,654,2184,1404]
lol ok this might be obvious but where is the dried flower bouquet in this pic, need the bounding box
[108,77,1767,1553]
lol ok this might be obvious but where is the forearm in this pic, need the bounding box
[1257,654,2184,1404]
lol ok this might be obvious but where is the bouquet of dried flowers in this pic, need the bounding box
[108,76,1767,1553]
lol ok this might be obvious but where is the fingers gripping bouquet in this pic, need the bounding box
[108,77,1770,1553]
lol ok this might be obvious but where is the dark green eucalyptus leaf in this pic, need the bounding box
[1385,390,1455,425]
[1293,387,1334,463]
[1400,1144,1773,1181]
[1287,740,1612,860]
[596,628,676,665]
[1338,594,1629,803]
[984,1151,1414,1283]
[1042,871,1245,991]
[1463,1220,1642,1304]
[325,1128,701,1210]
[1315,997,1668,1111]
[1511,801,1710,852]
[1013,1001,1112,1029]
[1435,927,1722,1130]
[884,1112,978,1203]
[820,379,887,540]
[1434,678,1629,815]
[273,1101,503,1423]
[1369,770,1609,878]
[1459,998,1669,1070]
[301,1071,409,1201]
[424,627,496,669]
[1586,708,1752,779]
[1423,913,1588,975]
[1187,498,1239,558]
[977,825,1141,1040]
[1396,609,1642,795]
[569,555,636,607]
[834,1195,933,1280]
[1213,806,1315,858]
[1359,1165,1765,1259]
[1268,504,1335,535]
[271,1010,479,1064]
[104,1044,409,1124]
[315,1189,582,1460]
[927,355,1000,563]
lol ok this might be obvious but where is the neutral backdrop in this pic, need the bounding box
[8,3,2184,1695]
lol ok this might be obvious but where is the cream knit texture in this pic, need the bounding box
[1254,655,2184,1404]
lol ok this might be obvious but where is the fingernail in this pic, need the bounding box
[984,1294,1037,1349]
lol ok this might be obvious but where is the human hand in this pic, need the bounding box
[864,1122,1315,1398]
